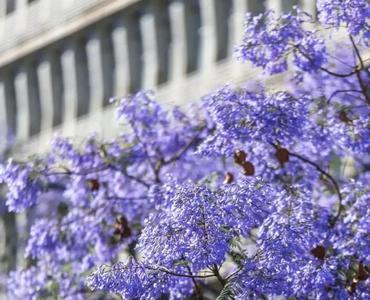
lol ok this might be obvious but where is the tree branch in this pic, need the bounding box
[269,142,343,227]
[185,263,204,300]
[288,151,343,227]
[145,265,215,280]
[349,35,370,105]
[211,265,226,287]
[327,89,363,103]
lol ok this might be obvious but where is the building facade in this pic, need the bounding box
[0,0,316,152]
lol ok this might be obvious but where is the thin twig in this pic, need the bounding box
[270,143,343,227]
[46,164,150,188]
[319,66,358,78]
[291,44,360,78]
[164,126,205,165]
[327,89,363,103]
[349,35,370,104]
[211,265,226,287]
[185,262,204,300]
[225,266,243,281]
[288,152,343,227]
[145,265,215,279]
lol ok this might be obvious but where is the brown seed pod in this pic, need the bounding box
[234,150,247,165]
[357,263,369,281]
[116,215,128,227]
[116,226,132,239]
[114,215,132,239]
[223,172,234,184]
[276,148,290,164]
[346,282,356,294]
[86,179,100,191]
[242,161,255,176]
[113,227,132,239]
[310,245,326,260]
[339,110,351,123]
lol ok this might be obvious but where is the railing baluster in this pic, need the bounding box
[140,2,158,89]
[230,0,248,55]
[199,0,217,71]
[168,0,187,81]
[60,42,79,132]
[27,61,41,136]
[86,31,105,112]
[14,67,30,140]
[37,54,54,134]
[0,77,7,136]
[112,17,131,97]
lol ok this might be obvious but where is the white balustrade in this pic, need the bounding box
[199,0,217,71]
[37,54,55,133]
[0,0,322,148]
[14,67,30,140]
[111,18,131,97]
[86,31,105,112]
[230,0,248,54]
[0,78,7,134]
[168,0,187,81]
[140,4,158,89]
[60,43,79,132]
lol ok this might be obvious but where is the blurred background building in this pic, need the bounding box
[0,0,316,151]
[0,0,316,298]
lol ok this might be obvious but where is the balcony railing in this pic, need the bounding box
[0,0,316,151]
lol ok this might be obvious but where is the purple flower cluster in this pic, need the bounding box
[0,2,369,300]
[317,0,370,38]
[1,91,225,299]
[0,160,42,212]
[88,259,194,300]
[88,178,276,298]
[199,86,310,156]
[7,267,47,300]
[236,10,327,74]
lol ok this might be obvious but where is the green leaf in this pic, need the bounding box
[216,282,235,300]
[57,201,69,218]
[173,259,190,267]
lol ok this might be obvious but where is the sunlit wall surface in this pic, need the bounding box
[0,0,315,150]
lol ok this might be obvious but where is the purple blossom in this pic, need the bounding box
[137,182,232,270]
[237,10,327,74]
[25,219,60,259]
[88,259,193,299]
[199,86,310,156]
[2,3,370,300]
[0,160,42,212]
[317,0,370,37]
[7,267,47,300]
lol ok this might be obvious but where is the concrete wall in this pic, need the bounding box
[0,0,317,154]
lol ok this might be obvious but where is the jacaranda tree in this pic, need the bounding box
[0,1,369,299]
